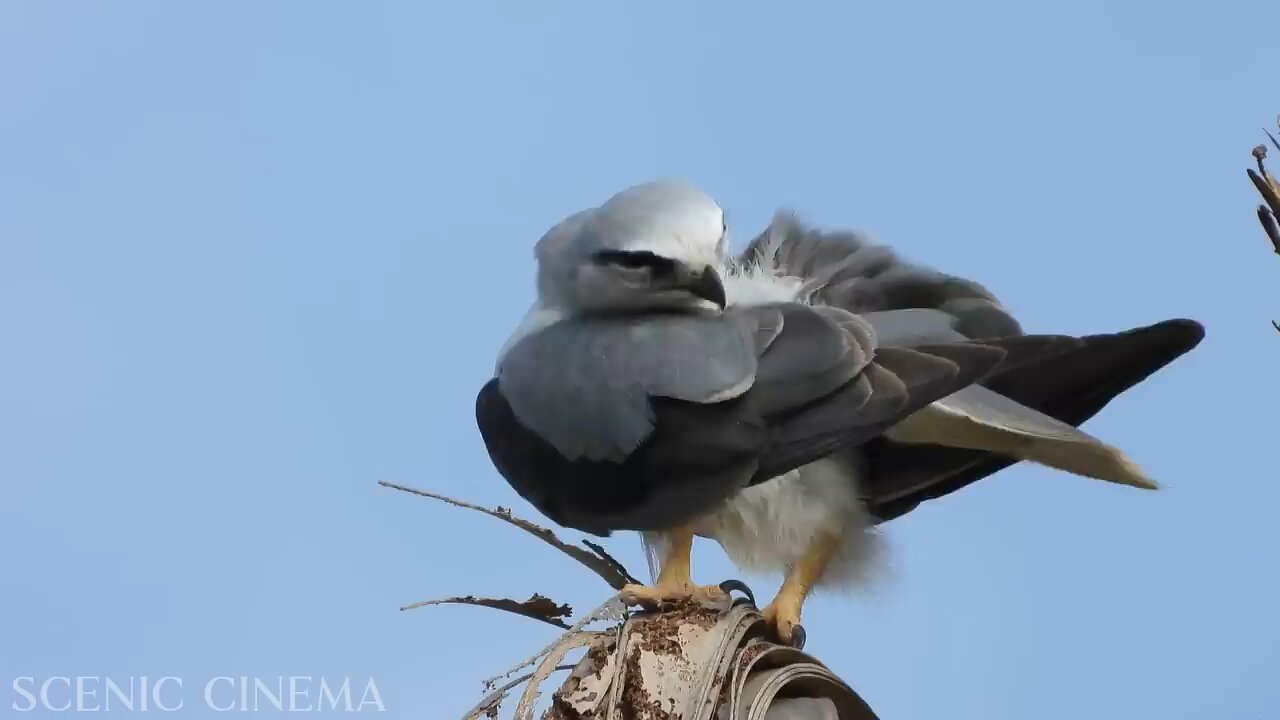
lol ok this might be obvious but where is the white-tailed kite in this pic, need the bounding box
[475,180,1204,645]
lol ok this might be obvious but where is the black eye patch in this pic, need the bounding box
[592,250,677,275]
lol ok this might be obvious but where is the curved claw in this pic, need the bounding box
[718,579,756,606]
[789,624,807,650]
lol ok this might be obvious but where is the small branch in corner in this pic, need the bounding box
[1248,122,1280,332]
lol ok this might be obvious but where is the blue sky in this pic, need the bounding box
[1,2,1276,718]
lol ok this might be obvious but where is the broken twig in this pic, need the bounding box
[378,481,639,589]
[401,593,573,629]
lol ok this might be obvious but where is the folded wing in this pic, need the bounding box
[478,303,1026,535]
[737,213,1205,520]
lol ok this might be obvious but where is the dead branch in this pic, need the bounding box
[1248,118,1280,330]
[401,593,573,629]
[378,481,639,589]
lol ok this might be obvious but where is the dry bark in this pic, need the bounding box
[382,482,878,719]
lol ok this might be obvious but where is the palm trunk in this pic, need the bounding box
[381,482,879,719]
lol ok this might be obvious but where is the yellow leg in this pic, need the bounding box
[620,525,727,608]
[762,531,841,645]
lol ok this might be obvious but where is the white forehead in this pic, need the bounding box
[586,181,725,262]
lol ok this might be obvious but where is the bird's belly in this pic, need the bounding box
[693,457,872,578]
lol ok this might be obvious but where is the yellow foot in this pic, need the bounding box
[761,594,804,647]
[620,581,728,609]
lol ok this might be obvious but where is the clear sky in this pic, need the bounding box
[2,2,1276,718]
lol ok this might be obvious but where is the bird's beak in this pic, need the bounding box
[684,265,726,310]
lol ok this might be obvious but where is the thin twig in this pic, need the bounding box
[377,481,637,589]
[401,593,573,629]
[482,594,625,691]
[514,633,603,720]
[460,665,575,720]
[580,539,639,585]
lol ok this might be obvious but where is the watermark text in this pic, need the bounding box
[10,676,386,712]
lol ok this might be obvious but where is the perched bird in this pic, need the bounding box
[475,180,1204,644]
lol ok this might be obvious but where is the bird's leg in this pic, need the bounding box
[620,524,727,608]
[762,531,841,646]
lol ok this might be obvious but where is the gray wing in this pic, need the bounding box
[483,302,1017,534]
[498,311,765,462]
[738,213,1205,516]
[740,212,1022,340]
[498,304,909,463]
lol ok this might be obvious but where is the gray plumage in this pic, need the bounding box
[476,181,1203,617]
[674,211,1201,590]
[737,210,1023,339]
[476,181,1060,537]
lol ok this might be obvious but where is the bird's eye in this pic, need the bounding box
[593,250,674,274]
[614,254,651,269]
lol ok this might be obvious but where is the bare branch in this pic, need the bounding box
[377,481,639,590]
[401,593,573,629]
[580,539,638,585]
[1250,124,1280,332]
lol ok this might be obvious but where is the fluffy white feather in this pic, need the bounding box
[720,240,809,306]
[692,459,884,590]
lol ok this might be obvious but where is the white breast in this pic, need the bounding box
[689,457,884,590]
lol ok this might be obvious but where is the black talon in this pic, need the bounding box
[718,579,756,606]
[790,624,807,650]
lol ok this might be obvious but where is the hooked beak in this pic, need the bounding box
[683,264,726,310]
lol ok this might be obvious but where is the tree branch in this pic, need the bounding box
[378,480,639,590]
[401,593,573,629]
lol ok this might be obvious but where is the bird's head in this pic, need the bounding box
[534,180,729,315]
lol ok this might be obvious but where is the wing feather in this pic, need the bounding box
[738,212,1204,517]
[865,318,1205,521]
[740,213,1022,339]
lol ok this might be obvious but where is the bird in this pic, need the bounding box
[474,180,1205,645]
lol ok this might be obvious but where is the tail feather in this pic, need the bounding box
[883,392,1156,489]
[864,318,1205,522]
